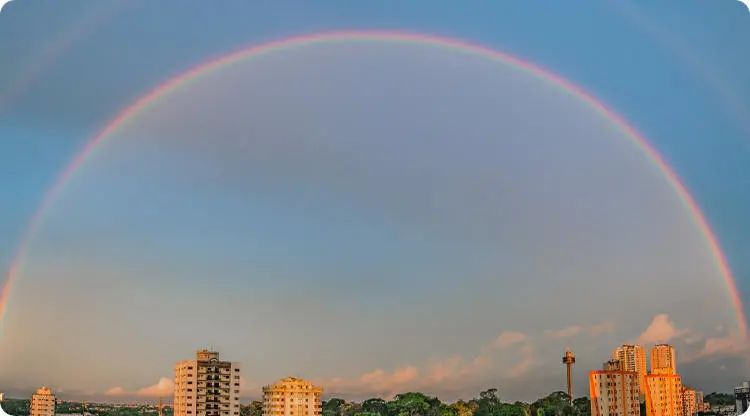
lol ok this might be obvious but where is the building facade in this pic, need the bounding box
[30,387,55,416]
[736,381,750,415]
[613,345,647,397]
[173,350,241,416]
[680,387,697,416]
[650,345,677,375]
[589,361,641,416]
[262,377,322,416]
[644,373,683,416]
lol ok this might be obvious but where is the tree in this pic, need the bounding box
[363,398,388,416]
[530,392,573,416]
[572,398,590,416]
[450,400,477,416]
[241,401,263,416]
[387,392,440,416]
[324,399,348,416]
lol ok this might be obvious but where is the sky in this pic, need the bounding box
[0,0,750,404]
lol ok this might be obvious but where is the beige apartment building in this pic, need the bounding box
[612,345,647,397]
[644,373,683,416]
[589,360,641,416]
[173,350,241,416]
[30,387,55,416]
[262,377,322,416]
[650,345,677,375]
[681,387,698,416]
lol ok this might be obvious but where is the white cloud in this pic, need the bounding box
[492,331,528,349]
[684,332,748,362]
[137,377,174,398]
[507,344,535,378]
[546,322,614,339]
[104,387,129,396]
[636,314,689,345]
[104,377,174,399]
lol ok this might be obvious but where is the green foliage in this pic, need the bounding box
[703,393,734,406]
[362,398,388,416]
[0,389,599,416]
[572,398,590,416]
[387,392,440,416]
[1,399,30,416]
[529,392,575,416]
[241,401,263,416]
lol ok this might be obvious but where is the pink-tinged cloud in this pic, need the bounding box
[684,332,748,362]
[137,378,174,398]
[637,314,688,345]
[507,344,535,378]
[546,326,584,339]
[105,387,129,396]
[324,366,420,398]
[492,331,528,349]
[588,322,616,335]
[546,322,614,339]
[104,377,174,398]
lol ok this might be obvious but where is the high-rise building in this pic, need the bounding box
[30,387,55,416]
[735,381,750,415]
[694,391,704,414]
[613,345,647,397]
[262,377,322,416]
[644,373,682,416]
[680,387,697,416]
[173,350,241,416]
[650,345,677,375]
[0,392,4,402]
[589,360,641,416]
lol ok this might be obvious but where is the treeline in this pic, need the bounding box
[241,389,592,416]
[0,399,171,416]
[703,393,734,407]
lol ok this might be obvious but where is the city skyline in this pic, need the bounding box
[1,0,749,405]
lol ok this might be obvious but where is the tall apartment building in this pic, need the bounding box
[30,387,55,416]
[736,381,750,415]
[173,350,241,416]
[612,345,647,397]
[262,377,322,416]
[680,387,697,416]
[650,345,677,375]
[644,372,682,416]
[589,360,641,416]
[694,391,704,413]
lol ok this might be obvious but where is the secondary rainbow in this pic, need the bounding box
[1,30,746,339]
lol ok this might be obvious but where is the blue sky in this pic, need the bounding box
[0,0,749,403]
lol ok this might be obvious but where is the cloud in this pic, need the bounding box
[105,387,129,396]
[324,366,419,398]
[137,377,174,397]
[546,322,614,339]
[636,314,689,345]
[684,332,748,362]
[588,322,616,335]
[737,0,750,13]
[507,344,535,378]
[546,326,583,339]
[323,330,535,398]
[104,377,174,399]
[492,331,528,349]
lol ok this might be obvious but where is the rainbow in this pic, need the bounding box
[1,30,746,340]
